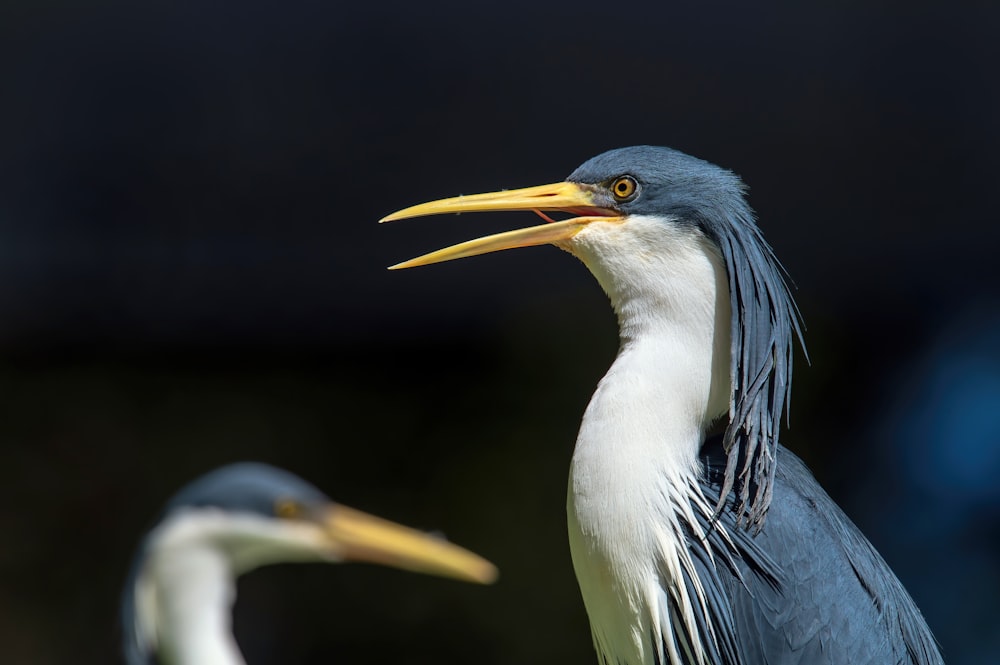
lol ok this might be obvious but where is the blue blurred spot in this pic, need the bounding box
[897,349,1000,501]
[872,303,1000,665]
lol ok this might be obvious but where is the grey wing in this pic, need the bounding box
[695,444,944,665]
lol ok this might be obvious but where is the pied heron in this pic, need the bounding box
[121,462,496,665]
[382,146,943,665]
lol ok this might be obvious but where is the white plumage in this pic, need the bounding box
[566,215,733,665]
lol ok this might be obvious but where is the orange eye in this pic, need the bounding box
[274,499,301,519]
[611,176,637,200]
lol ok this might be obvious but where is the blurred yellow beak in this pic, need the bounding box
[322,504,497,584]
[380,181,622,269]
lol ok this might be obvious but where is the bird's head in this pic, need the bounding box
[122,463,496,664]
[136,462,497,581]
[384,146,746,272]
[382,146,804,527]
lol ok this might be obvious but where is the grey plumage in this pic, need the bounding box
[160,462,328,518]
[690,438,943,664]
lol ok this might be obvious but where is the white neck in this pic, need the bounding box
[562,215,731,665]
[135,512,246,665]
[131,509,335,664]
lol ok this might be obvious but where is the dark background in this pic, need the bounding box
[2,1,999,663]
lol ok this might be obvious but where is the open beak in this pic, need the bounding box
[380,181,623,269]
[321,504,498,584]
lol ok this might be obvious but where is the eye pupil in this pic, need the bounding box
[612,176,636,200]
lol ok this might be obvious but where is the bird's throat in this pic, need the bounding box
[566,217,732,496]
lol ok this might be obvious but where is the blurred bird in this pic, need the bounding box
[121,462,496,665]
[382,146,943,665]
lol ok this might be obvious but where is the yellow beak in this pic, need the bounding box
[380,181,622,269]
[322,504,498,584]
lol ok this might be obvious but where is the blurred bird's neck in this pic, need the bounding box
[565,215,732,665]
[136,513,246,665]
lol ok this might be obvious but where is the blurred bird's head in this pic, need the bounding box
[122,463,496,665]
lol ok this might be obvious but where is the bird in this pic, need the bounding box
[121,462,497,665]
[381,146,944,665]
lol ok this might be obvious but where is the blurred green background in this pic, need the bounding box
[1,1,998,663]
